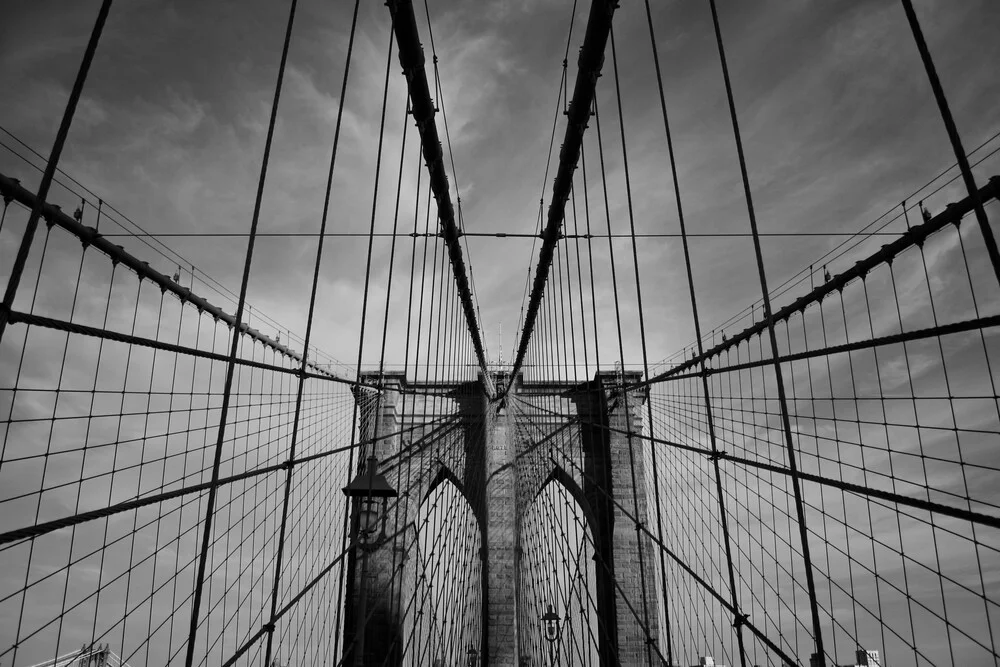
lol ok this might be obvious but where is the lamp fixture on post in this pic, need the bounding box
[341,454,397,667]
[541,603,562,666]
[466,645,479,667]
[342,455,398,548]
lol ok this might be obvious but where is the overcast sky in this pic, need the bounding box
[2,2,1000,665]
[2,0,999,373]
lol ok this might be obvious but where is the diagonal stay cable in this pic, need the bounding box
[507,0,617,394]
[385,0,492,392]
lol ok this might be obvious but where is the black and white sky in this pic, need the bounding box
[2,0,999,371]
[2,3,1000,666]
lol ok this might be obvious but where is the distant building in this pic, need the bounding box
[842,649,881,667]
[693,657,726,667]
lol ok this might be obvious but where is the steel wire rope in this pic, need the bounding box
[522,451,602,666]
[513,0,580,367]
[174,0,301,657]
[120,289,168,663]
[256,0,360,659]
[590,86,657,666]
[15,221,104,666]
[650,139,1000,373]
[706,5,828,661]
[516,397,801,666]
[0,0,112,344]
[330,16,397,662]
[515,390,1000,531]
[511,396,672,666]
[382,125,425,661]
[511,402,607,662]
[418,0,489,354]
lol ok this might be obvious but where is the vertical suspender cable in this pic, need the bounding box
[707,1,827,663]
[608,20,689,667]
[592,88,655,667]
[185,1,299,663]
[335,24,396,666]
[640,3,747,665]
[262,1,360,664]
[507,0,617,393]
[899,0,1000,286]
[0,0,113,343]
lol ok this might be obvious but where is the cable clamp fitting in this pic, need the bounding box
[733,612,749,629]
[708,450,726,462]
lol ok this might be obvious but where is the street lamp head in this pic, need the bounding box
[342,455,398,546]
[541,604,562,643]
[466,645,479,667]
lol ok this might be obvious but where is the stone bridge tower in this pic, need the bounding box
[345,370,659,666]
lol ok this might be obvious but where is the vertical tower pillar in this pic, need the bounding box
[604,371,659,665]
[486,373,517,666]
[346,373,407,665]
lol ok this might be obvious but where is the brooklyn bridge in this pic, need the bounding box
[0,0,998,665]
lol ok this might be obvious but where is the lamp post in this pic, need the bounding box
[541,604,562,666]
[342,455,397,666]
[466,645,479,667]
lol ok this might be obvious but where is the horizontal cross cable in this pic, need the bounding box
[541,441,799,667]
[662,312,1000,382]
[634,174,1000,391]
[0,413,457,547]
[3,310,456,398]
[508,394,1000,531]
[385,0,491,393]
[6,309,382,391]
[0,171,341,381]
[507,0,618,393]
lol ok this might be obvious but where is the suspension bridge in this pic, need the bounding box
[1,0,999,665]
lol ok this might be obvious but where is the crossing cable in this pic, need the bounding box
[508,404,607,660]
[569,183,590,379]
[180,0,301,660]
[0,124,308,348]
[330,17,398,662]
[580,145,602,375]
[513,391,1000,532]
[384,128,425,652]
[227,416,471,665]
[640,3,748,664]
[0,0,112,344]
[626,174,1000,393]
[899,0,1000,285]
[3,224,80,665]
[515,0,580,369]
[420,0,489,359]
[389,495,469,664]
[641,131,1000,373]
[385,0,492,391]
[645,380,1000,662]
[590,86,657,667]
[510,399,667,665]
[522,461,603,665]
[365,195,488,663]
[607,21,692,667]
[508,0,617,393]
[0,173,357,385]
[364,410,488,665]
[256,1,361,664]
[519,401,800,667]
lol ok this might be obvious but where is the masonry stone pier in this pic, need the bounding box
[345,370,659,666]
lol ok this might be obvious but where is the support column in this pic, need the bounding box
[604,371,659,665]
[487,372,517,667]
[346,373,406,666]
